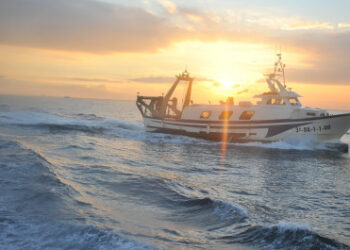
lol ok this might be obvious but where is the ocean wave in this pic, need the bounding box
[180,197,248,220]
[73,113,105,121]
[212,199,249,220]
[21,123,107,135]
[0,110,142,136]
[0,138,78,219]
[0,110,76,126]
[221,222,349,249]
[0,110,212,145]
[0,104,10,111]
[60,144,94,151]
[166,195,249,230]
[102,172,248,229]
[0,220,157,250]
[103,119,144,131]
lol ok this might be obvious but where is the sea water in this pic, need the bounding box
[0,95,349,249]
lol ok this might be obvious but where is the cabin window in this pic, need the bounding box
[200,111,211,119]
[239,111,255,120]
[307,112,316,116]
[267,98,285,105]
[219,110,233,120]
[288,98,299,105]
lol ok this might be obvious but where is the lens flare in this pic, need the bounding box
[220,103,230,163]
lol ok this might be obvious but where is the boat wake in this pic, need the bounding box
[1,133,349,249]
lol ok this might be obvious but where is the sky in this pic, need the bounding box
[0,0,350,109]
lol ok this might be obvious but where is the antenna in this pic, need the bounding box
[273,49,286,88]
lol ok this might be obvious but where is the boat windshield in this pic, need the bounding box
[267,98,285,105]
[288,98,299,105]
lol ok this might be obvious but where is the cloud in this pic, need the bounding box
[282,21,334,31]
[0,0,268,53]
[338,22,350,29]
[212,81,221,87]
[129,76,175,83]
[233,84,240,88]
[129,75,213,84]
[0,0,184,53]
[63,77,122,84]
[282,31,350,85]
[1,0,350,87]
[0,77,122,99]
[237,89,248,95]
[0,0,339,56]
[158,0,177,14]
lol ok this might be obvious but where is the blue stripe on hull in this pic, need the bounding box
[147,122,310,139]
[265,123,310,137]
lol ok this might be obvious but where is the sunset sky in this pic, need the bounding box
[1,0,350,109]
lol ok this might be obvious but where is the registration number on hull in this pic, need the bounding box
[296,125,331,133]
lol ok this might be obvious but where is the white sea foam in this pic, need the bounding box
[102,119,144,131]
[231,136,343,151]
[270,221,311,232]
[0,220,158,250]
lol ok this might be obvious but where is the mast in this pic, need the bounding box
[182,70,194,111]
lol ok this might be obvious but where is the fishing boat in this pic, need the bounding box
[136,54,350,151]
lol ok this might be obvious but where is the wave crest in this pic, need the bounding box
[222,222,349,249]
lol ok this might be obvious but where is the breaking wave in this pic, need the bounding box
[101,171,248,229]
[170,197,249,230]
[0,220,156,250]
[221,222,349,249]
[179,197,248,220]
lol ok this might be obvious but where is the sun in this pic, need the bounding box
[215,77,242,91]
[220,79,235,89]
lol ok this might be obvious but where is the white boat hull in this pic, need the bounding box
[143,113,350,143]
